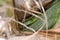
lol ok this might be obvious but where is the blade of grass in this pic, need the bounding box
[30,1,60,30]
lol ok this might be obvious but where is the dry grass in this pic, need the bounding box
[0,0,60,40]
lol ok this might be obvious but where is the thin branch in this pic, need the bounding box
[39,0,48,30]
[22,11,27,22]
[3,4,44,21]
[33,0,41,10]
[2,17,36,33]
[8,17,36,32]
[28,9,43,15]
[39,0,48,40]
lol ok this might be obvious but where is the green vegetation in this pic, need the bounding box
[24,1,60,30]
